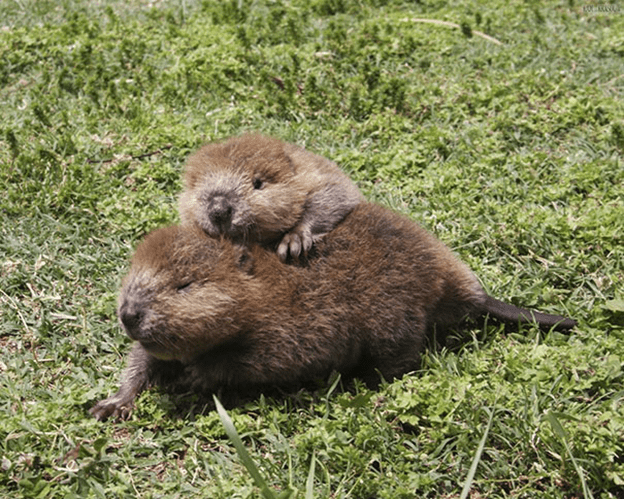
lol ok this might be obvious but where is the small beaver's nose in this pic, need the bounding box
[209,198,234,229]
[119,302,143,337]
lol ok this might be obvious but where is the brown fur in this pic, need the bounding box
[178,134,363,261]
[90,203,575,421]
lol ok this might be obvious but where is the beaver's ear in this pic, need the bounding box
[233,245,254,274]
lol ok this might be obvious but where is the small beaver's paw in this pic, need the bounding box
[277,228,314,262]
[89,397,134,422]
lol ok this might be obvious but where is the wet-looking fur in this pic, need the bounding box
[91,203,576,421]
[178,134,364,261]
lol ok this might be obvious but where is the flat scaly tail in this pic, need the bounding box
[483,295,576,331]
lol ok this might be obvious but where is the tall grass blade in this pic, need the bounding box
[305,452,316,499]
[213,395,278,499]
[459,406,495,499]
[545,411,594,499]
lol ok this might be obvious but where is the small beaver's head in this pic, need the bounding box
[117,226,251,362]
[179,134,308,244]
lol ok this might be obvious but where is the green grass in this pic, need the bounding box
[1,0,623,497]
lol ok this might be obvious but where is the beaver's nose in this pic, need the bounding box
[209,197,234,230]
[118,301,143,339]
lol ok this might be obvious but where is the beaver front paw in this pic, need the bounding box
[90,395,134,422]
[277,227,314,262]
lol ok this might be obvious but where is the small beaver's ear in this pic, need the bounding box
[233,245,254,274]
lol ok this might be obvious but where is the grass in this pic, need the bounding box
[1,0,623,497]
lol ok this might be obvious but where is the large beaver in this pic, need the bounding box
[90,203,576,421]
[178,134,364,261]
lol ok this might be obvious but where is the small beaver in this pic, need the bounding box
[178,134,364,261]
[90,203,576,421]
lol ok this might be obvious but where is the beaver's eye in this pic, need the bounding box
[252,178,264,190]
[176,282,193,293]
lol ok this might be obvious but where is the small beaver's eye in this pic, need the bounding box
[176,282,193,293]
[252,178,264,190]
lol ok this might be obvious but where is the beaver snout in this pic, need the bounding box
[118,301,144,340]
[206,196,235,234]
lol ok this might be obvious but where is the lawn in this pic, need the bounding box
[1,0,623,497]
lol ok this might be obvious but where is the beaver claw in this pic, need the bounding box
[90,396,134,422]
[277,228,314,262]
